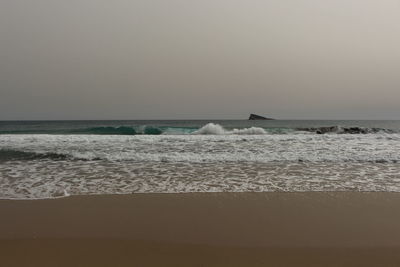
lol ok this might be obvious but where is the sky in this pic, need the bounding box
[1,0,400,120]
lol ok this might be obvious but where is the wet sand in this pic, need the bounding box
[2,192,400,266]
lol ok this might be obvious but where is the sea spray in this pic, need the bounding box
[193,123,267,135]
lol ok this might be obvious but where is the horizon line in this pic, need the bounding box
[0,118,399,121]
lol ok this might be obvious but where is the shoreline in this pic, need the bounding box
[2,192,400,266]
[3,189,400,201]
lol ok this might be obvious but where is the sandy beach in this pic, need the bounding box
[2,192,400,266]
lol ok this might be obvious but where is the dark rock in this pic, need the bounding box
[297,126,392,134]
[249,114,274,120]
[298,126,339,134]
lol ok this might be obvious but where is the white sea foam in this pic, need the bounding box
[1,160,400,199]
[193,123,267,135]
[1,133,400,199]
[1,134,400,163]
[193,123,226,135]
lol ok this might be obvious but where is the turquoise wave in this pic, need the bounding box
[0,126,199,135]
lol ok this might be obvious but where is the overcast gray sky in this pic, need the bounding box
[1,0,400,120]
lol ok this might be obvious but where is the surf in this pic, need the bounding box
[192,123,268,135]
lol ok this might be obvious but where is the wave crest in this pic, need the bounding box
[0,124,396,136]
[193,123,267,135]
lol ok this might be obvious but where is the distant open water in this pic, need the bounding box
[1,120,400,199]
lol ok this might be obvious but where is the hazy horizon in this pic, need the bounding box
[1,0,400,120]
[2,119,400,121]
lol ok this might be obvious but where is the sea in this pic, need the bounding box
[1,120,400,199]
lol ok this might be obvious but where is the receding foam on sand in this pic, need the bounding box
[2,192,400,266]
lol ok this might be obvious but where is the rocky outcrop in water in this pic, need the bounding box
[297,126,393,134]
[249,114,274,120]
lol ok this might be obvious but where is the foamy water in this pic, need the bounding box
[1,121,400,199]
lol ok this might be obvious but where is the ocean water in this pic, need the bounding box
[1,120,400,199]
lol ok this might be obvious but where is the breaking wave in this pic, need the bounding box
[193,123,267,135]
[191,124,396,135]
[83,124,272,135]
[0,123,396,136]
